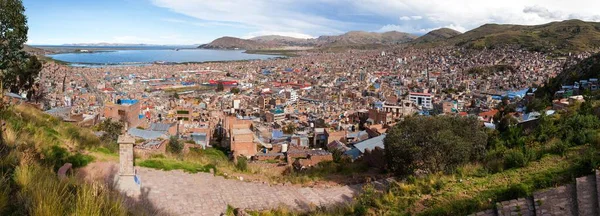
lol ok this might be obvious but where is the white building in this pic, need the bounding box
[409,92,433,110]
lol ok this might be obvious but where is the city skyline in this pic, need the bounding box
[25,0,600,45]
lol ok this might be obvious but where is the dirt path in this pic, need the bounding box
[80,162,361,215]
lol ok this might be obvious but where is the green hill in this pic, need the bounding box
[448,19,600,54]
[412,28,462,44]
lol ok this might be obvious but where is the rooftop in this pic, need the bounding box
[232,128,253,135]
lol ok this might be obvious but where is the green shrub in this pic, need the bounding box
[167,136,183,154]
[503,149,528,169]
[498,184,531,201]
[236,156,248,172]
[66,153,94,168]
[548,139,568,156]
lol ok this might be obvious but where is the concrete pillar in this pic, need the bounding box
[114,135,140,197]
[118,135,135,176]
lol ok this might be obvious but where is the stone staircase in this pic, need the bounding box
[469,170,600,216]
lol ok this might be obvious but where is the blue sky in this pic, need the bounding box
[25,0,600,45]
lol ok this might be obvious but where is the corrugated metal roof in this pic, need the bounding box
[354,134,386,154]
[149,123,173,132]
[127,128,167,140]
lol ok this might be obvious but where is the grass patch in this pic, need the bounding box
[137,158,216,174]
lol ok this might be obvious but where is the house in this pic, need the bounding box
[224,116,256,157]
[104,99,142,128]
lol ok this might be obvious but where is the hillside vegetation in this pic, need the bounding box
[0,105,156,215]
[412,28,462,44]
[448,20,600,54]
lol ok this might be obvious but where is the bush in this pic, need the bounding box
[385,116,487,176]
[236,156,248,172]
[42,146,94,170]
[167,136,183,154]
[66,153,94,168]
[547,139,568,156]
[498,183,531,201]
[503,149,528,169]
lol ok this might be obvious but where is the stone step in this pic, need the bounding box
[533,184,577,216]
[576,175,600,216]
[467,209,496,216]
[496,197,535,216]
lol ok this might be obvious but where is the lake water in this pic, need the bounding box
[41,46,283,66]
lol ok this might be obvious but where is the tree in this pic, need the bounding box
[283,123,296,134]
[96,119,124,143]
[0,0,41,98]
[230,87,240,94]
[167,136,183,154]
[384,116,487,176]
[216,82,224,92]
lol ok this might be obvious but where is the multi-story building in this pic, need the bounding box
[103,99,142,128]
[223,116,257,157]
[265,109,286,123]
[409,92,433,110]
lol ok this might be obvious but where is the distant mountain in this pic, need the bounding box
[199,31,418,50]
[447,19,600,53]
[412,28,462,44]
[23,45,49,55]
[316,31,417,47]
[198,36,276,50]
[250,35,317,47]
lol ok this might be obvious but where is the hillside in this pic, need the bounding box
[412,28,462,44]
[199,31,417,50]
[0,105,161,215]
[23,45,49,55]
[250,35,317,47]
[316,31,417,47]
[448,19,600,53]
[537,52,600,98]
[198,36,276,50]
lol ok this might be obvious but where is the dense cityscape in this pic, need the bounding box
[4,0,600,215]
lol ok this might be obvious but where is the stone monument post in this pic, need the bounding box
[114,135,140,197]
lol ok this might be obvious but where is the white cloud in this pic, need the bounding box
[151,0,600,37]
[242,31,315,39]
[523,5,600,21]
[353,0,600,31]
[400,15,423,21]
[151,0,348,37]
